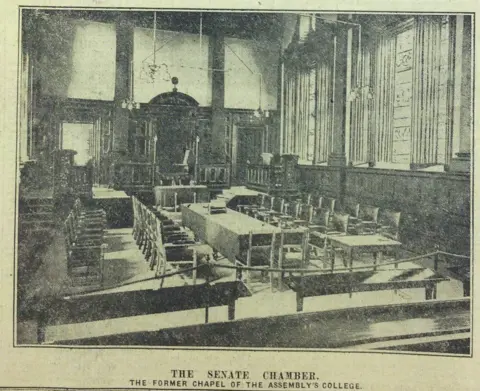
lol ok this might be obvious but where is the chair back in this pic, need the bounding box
[311,208,330,230]
[271,196,284,213]
[288,201,300,218]
[343,200,360,218]
[330,213,350,233]
[359,205,380,222]
[298,204,313,223]
[322,197,336,214]
[378,210,401,240]
[302,193,312,205]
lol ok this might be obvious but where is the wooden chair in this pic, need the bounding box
[236,192,262,214]
[246,194,272,217]
[342,200,360,219]
[309,210,349,268]
[64,212,105,284]
[376,210,401,241]
[321,197,336,215]
[256,196,284,223]
[274,200,301,227]
[301,193,312,206]
[291,203,313,227]
[348,204,380,235]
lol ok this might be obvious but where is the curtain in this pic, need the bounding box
[283,68,313,161]
[372,35,396,163]
[411,16,444,165]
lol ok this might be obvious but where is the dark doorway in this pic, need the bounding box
[236,126,264,184]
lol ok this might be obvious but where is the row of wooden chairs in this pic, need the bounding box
[239,193,401,240]
[132,197,197,274]
[63,199,107,284]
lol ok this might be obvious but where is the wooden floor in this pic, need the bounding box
[16,226,465,345]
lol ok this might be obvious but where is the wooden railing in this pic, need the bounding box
[110,162,155,191]
[247,164,271,189]
[246,162,300,196]
[110,162,231,191]
[197,164,230,188]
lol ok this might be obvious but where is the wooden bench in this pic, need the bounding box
[285,268,449,312]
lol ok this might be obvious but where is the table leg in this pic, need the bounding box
[342,250,348,268]
[425,283,435,300]
[463,280,471,297]
[228,299,236,320]
[330,247,335,272]
[296,291,304,312]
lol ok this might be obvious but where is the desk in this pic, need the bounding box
[181,203,280,263]
[154,185,210,208]
[329,234,402,270]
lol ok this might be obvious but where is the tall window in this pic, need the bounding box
[283,15,462,169]
[283,15,334,164]
[352,16,453,168]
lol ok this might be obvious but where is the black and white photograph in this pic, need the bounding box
[13,5,472,359]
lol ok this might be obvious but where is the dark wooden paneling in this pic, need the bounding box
[298,166,470,255]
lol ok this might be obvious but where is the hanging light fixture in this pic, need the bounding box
[141,11,172,83]
[253,73,269,119]
[121,59,140,111]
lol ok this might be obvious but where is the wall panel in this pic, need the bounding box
[299,165,470,255]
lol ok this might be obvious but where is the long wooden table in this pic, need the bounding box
[181,203,281,263]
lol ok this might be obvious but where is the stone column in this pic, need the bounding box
[328,27,349,168]
[327,25,351,204]
[210,31,226,163]
[450,15,472,173]
[112,15,134,159]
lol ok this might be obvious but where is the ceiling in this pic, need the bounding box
[22,9,420,42]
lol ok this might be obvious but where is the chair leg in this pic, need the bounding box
[145,241,152,261]
[136,230,143,247]
[150,249,157,270]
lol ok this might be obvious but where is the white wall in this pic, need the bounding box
[41,19,116,100]
[133,27,212,106]
[224,37,279,110]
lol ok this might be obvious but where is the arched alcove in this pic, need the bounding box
[143,90,199,178]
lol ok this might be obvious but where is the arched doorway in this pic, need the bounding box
[144,90,199,182]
